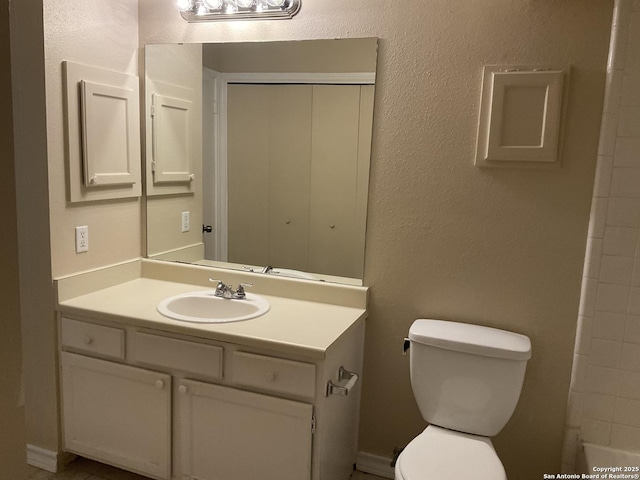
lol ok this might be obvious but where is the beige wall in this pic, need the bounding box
[138,1,613,478]
[1,0,28,476]
[145,43,203,257]
[44,0,141,279]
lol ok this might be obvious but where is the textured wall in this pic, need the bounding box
[564,0,640,472]
[138,1,613,477]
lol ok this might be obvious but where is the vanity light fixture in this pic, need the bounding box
[175,0,300,21]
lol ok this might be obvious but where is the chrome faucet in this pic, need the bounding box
[261,266,274,274]
[209,278,252,299]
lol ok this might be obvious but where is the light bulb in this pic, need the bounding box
[204,0,223,9]
[235,0,254,8]
[174,0,193,12]
[266,0,285,6]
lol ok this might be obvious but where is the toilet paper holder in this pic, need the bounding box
[326,366,359,397]
[403,337,410,355]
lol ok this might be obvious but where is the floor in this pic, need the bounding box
[28,457,389,480]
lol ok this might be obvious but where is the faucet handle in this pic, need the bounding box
[209,278,226,296]
[234,283,253,299]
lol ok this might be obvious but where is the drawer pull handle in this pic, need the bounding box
[155,380,164,389]
[326,366,359,397]
[178,385,188,395]
[83,335,93,345]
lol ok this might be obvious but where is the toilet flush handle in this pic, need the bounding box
[402,337,411,355]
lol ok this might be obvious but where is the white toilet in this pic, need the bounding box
[395,319,532,480]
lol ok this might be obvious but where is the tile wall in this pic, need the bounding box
[562,0,640,472]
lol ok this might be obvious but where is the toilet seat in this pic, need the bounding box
[395,425,507,480]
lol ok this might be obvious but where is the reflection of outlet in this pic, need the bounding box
[75,226,89,253]
[181,211,190,233]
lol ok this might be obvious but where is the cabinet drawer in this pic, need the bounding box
[61,318,125,360]
[232,352,316,398]
[132,332,223,380]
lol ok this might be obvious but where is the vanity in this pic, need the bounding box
[55,36,376,480]
[56,259,367,480]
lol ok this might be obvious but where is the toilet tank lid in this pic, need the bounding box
[409,319,532,360]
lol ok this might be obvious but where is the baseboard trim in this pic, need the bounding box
[26,444,74,473]
[28,444,392,478]
[356,451,395,479]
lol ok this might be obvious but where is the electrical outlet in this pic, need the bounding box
[75,226,89,253]
[181,211,190,233]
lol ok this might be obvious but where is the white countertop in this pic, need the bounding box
[58,275,367,359]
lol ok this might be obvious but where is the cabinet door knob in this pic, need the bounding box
[266,372,277,382]
[83,335,93,345]
[178,385,188,394]
[155,380,164,389]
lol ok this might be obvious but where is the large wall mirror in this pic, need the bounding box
[144,38,378,285]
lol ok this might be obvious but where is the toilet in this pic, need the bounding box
[395,319,532,480]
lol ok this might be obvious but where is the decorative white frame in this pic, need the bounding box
[63,61,141,202]
[151,93,194,184]
[206,71,376,261]
[475,66,566,169]
[202,68,223,260]
[144,78,198,197]
[80,80,138,187]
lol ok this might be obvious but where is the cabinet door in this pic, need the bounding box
[308,85,367,279]
[61,352,171,479]
[227,84,313,269]
[226,83,371,278]
[178,379,313,480]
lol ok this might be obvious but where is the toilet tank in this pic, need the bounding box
[409,319,531,437]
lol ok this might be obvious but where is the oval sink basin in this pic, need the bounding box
[157,291,270,323]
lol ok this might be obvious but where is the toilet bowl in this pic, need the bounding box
[397,319,531,480]
[394,426,506,480]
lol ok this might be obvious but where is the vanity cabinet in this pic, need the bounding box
[58,314,364,480]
